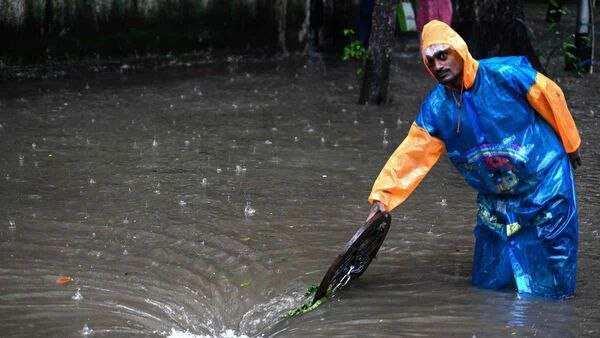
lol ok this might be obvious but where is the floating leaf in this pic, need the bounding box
[239,236,251,241]
[240,281,251,287]
[56,276,73,285]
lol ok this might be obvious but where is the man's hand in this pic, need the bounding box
[366,201,386,223]
[568,148,582,170]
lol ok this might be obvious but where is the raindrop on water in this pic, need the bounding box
[320,137,325,144]
[18,154,24,166]
[216,168,222,173]
[123,249,129,255]
[382,128,389,146]
[80,324,94,336]
[31,143,36,150]
[265,140,272,145]
[201,178,208,187]
[235,165,246,175]
[244,202,256,217]
[294,136,299,142]
[353,120,359,125]
[8,219,16,230]
[179,200,187,207]
[72,288,83,301]
[152,138,158,147]
[184,140,190,147]
[122,217,129,224]
[439,199,448,207]
[88,178,96,185]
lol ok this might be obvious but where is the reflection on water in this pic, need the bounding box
[1,53,599,337]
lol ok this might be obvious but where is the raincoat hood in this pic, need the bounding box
[421,20,479,90]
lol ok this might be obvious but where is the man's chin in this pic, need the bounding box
[437,76,456,85]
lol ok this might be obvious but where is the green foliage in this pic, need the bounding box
[342,28,367,76]
[343,40,367,61]
[536,6,583,75]
[284,284,333,317]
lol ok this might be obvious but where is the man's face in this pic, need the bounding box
[425,47,464,87]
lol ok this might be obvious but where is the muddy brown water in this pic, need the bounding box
[0,48,599,337]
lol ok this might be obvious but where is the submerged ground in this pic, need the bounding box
[1,5,600,338]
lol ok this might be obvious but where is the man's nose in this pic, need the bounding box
[433,59,444,70]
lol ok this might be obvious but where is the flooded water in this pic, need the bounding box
[1,48,599,337]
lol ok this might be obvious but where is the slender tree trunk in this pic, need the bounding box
[454,0,542,71]
[359,0,398,105]
[276,0,289,55]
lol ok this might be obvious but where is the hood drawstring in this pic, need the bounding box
[452,83,464,135]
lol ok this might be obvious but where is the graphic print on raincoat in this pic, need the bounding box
[369,20,580,298]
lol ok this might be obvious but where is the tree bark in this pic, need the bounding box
[359,0,398,105]
[454,0,542,71]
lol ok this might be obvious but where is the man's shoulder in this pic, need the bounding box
[479,56,537,78]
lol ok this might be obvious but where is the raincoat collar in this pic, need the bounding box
[420,20,479,90]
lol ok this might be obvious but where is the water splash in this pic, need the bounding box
[179,200,187,207]
[244,202,256,217]
[235,165,247,175]
[80,324,94,336]
[382,128,389,146]
[201,178,208,187]
[72,288,83,301]
[8,219,16,230]
[168,328,249,338]
[89,178,96,185]
[152,138,159,147]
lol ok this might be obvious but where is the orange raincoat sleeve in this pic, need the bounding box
[368,122,445,211]
[527,73,581,153]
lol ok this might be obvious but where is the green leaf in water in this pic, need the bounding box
[240,281,251,287]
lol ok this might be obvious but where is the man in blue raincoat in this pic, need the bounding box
[367,20,582,299]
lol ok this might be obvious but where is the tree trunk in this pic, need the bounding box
[359,0,398,105]
[276,0,289,55]
[454,0,542,71]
